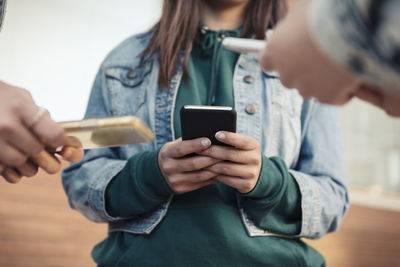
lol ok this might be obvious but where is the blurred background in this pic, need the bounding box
[0,0,399,266]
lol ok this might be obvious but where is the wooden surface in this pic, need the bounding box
[0,164,106,267]
[306,205,400,267]
[1,165,400,267]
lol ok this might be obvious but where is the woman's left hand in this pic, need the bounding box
[198,131,262,194]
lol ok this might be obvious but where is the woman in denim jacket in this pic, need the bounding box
[63,0,349,266]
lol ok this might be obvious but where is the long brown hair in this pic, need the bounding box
[142,0,287,88]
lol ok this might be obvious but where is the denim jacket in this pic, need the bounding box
[62,31,349,239]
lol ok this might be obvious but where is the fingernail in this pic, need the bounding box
[201,139,211,147]
[216,132,226,140]
[63,149,72,159]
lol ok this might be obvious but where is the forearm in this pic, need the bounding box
[105,150,173,218]
[309,0,400,93]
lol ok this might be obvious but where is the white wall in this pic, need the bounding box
[339,100,400,194]
[0,0,162,121]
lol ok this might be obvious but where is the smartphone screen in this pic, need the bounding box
[180,105,236,146]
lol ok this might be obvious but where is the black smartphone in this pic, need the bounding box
[180,105,237,146]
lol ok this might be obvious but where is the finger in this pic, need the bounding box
[171,155,222,173]
[2,168,22,184]
[15,93,66,148]
[216,175,254,194]
[2,120,43,157]
[181,169,218,183]
[31,111,68,149]
[215,131,259,150]
[58,146,84,163]
[164,138,211,158]
[16,160,38,177]
[0,141,28,167]
[30,150,61,174]
[65,135,83,148]
[199,146,258,164]
[206,162,255,179]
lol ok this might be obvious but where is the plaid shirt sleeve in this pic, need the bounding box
[308,0,400,95]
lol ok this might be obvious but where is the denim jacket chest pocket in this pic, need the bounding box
[104,60,153,116]
[264,72,303,167]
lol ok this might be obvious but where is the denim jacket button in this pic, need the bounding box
[245,104,257,114]
[127,68,136,79]
[243,75,254,84]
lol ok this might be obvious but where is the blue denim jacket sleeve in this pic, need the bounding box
[309,0,400,95]
[62,69,128,223]
[290,101,349,239]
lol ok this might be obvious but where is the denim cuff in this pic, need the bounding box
[88,159,128,222]
[289,170,321,238]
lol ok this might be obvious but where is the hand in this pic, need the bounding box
[1,142,84,184]
[0,81,69,168]
[198,131,262,194]
[158,137,221,194]
[354,85,400,117]
[260,0,360,105]
[0,81,82,183]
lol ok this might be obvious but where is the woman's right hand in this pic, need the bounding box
[158,137,220,194]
